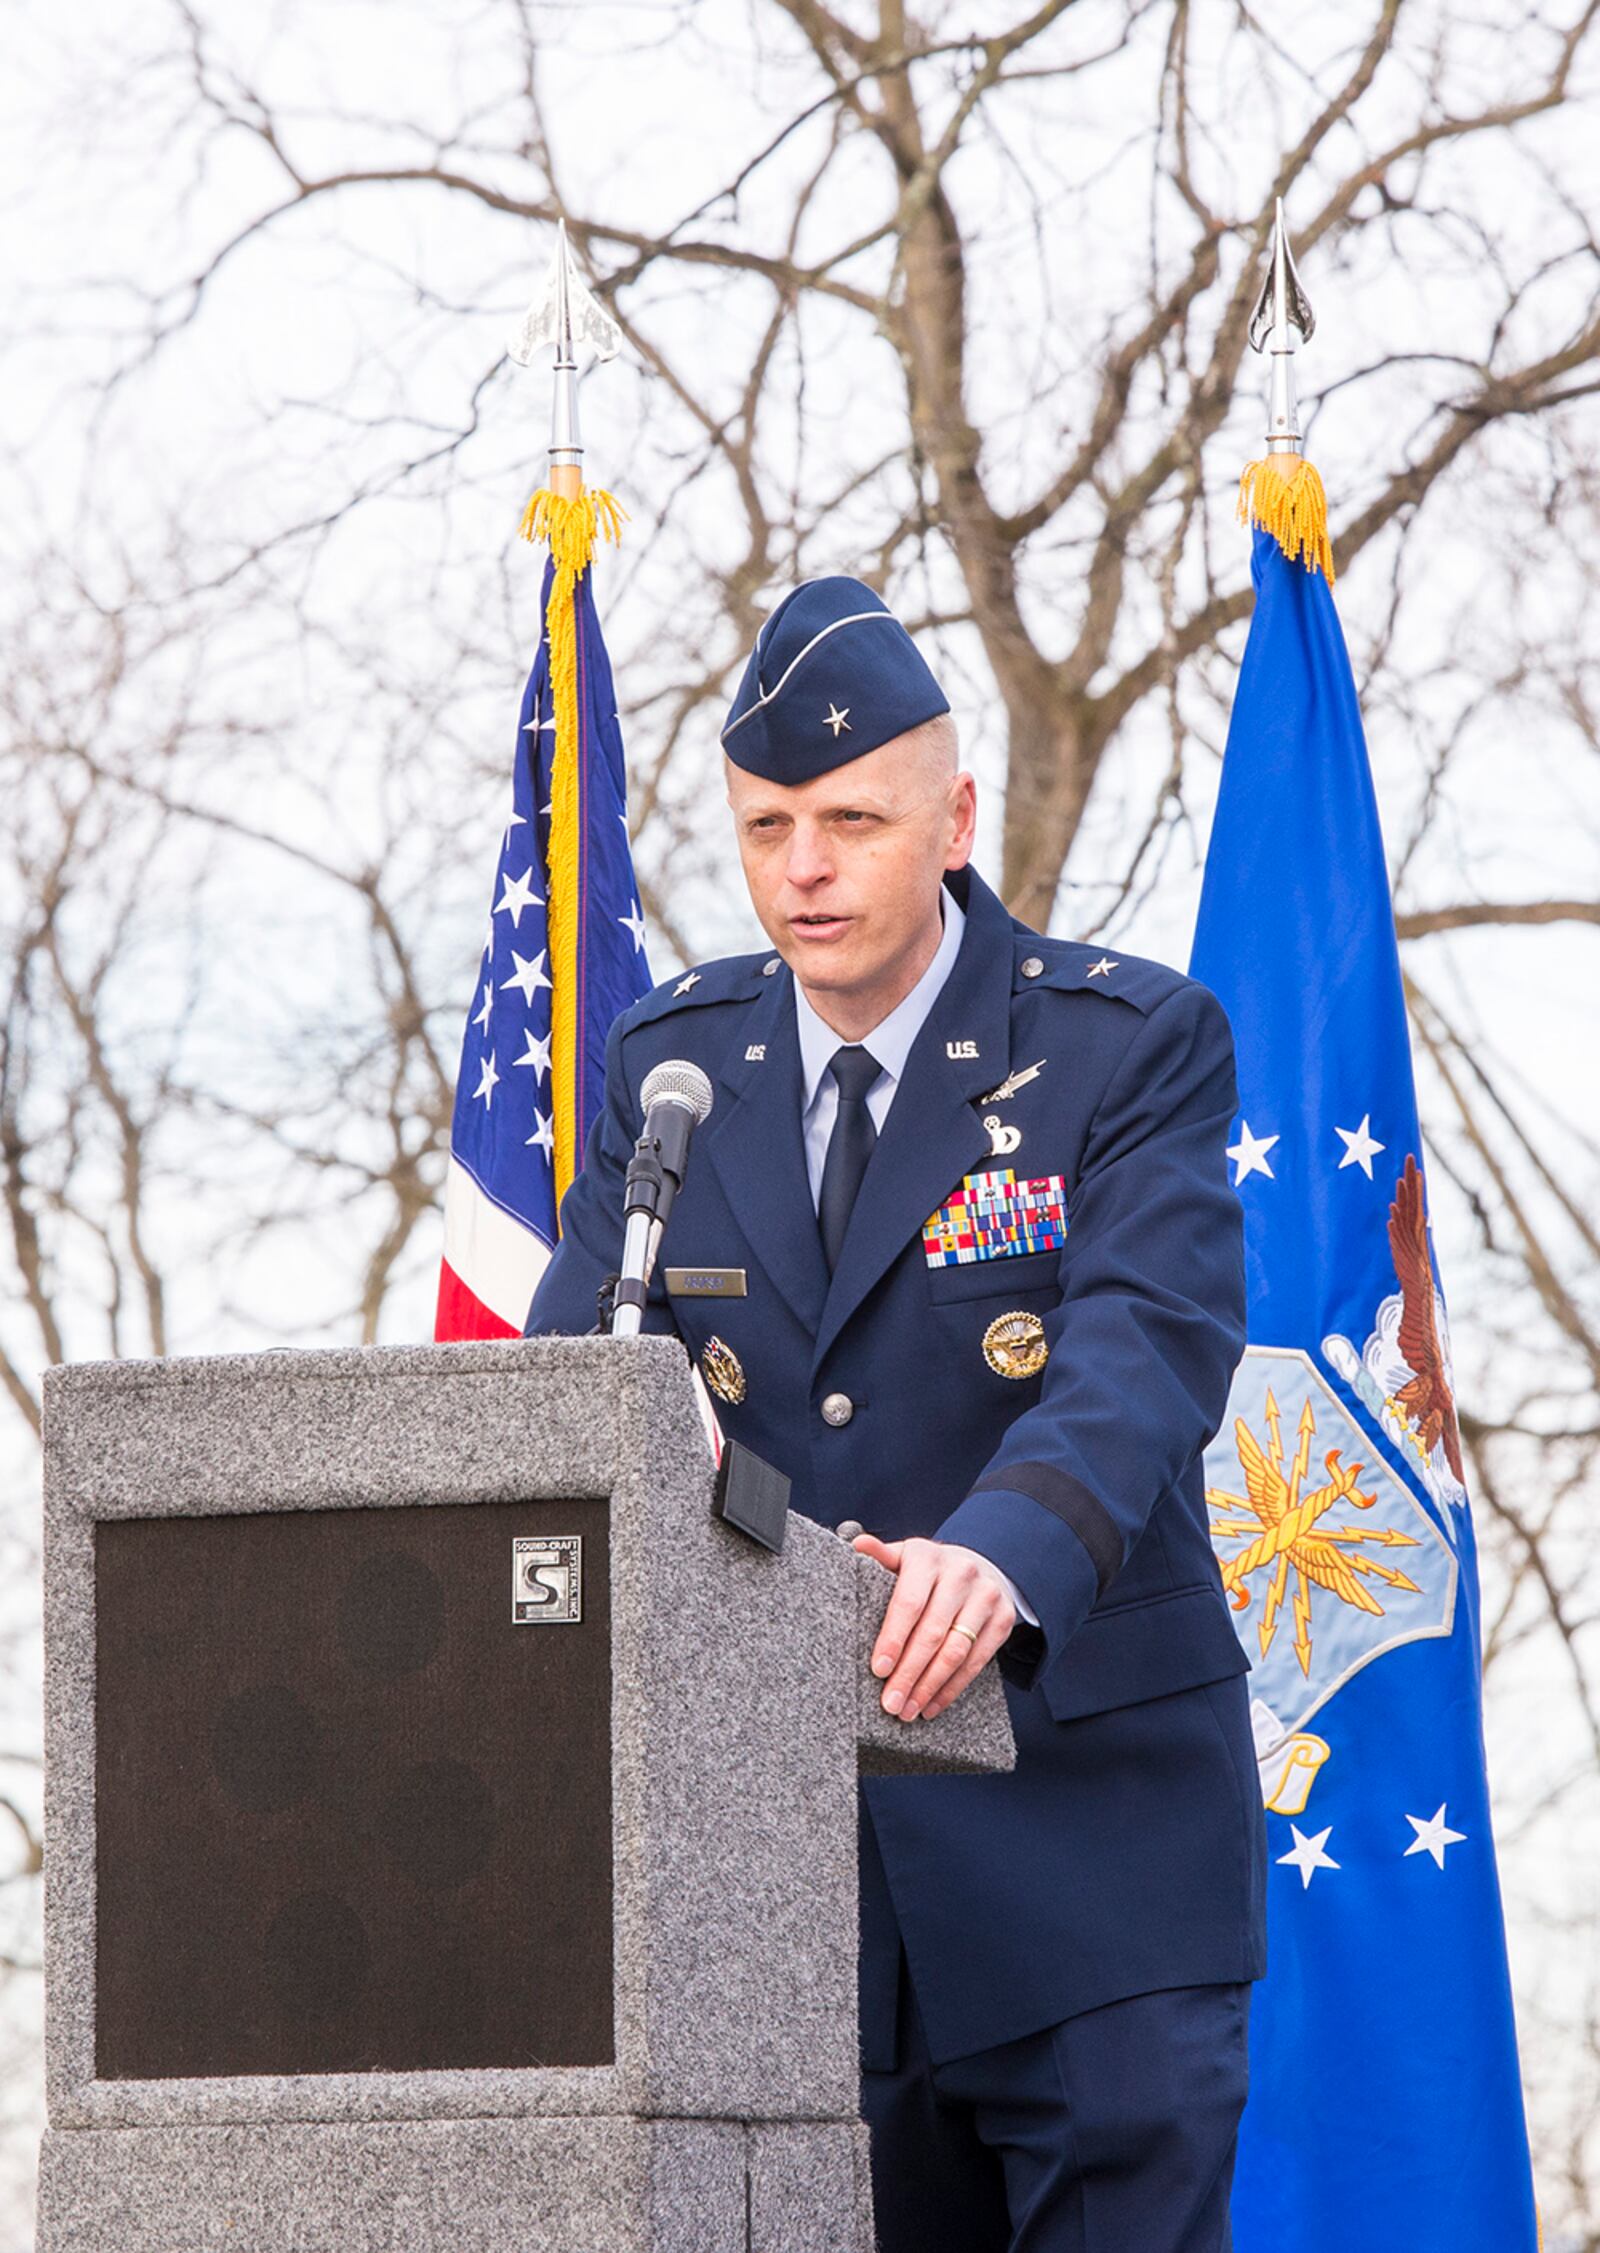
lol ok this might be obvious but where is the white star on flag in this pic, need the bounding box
[1403,1805,1466,1870]
[512,1029,552,1082]
[502,809,527,850]
[1335,1113,1386,1178]
[1227,1120,1279,1184]
[494,866,544,929]
[620,900,648,952]
[526,1107,556,1158]
[472,981,494,1033]
[473,1053,500,1109]
[501,948,552,1004]
[1278,1824,1340,1889]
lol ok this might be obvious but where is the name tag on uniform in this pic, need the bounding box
[664,1267,748,1298]
[922,1171,1070,1268]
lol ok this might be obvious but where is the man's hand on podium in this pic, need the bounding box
[851,1534,1017,1723]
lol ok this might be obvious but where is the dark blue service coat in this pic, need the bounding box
[525,863,1267,2068]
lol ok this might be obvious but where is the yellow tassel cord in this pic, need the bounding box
[518,484,628,1209]
[1237,453,1335,585]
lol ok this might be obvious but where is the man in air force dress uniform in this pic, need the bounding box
[524,576,1267,2253]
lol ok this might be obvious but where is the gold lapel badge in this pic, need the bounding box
[982,1310,1049,1381]
[701,1336,747,1405]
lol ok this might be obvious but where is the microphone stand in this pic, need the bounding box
[609,1210,662,1338]
[603,1083,794,1552]
[610,1113,686,1336]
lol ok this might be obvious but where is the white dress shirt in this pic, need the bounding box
[795,889,966,1200]
[792,891,1041,1630]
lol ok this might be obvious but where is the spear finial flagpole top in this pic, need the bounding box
[508,217,625,501]
[1248,197,1316,456]
[1237,194,1334,580]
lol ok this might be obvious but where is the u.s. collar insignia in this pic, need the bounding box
[701,1336,747,1405]
[982,1311,1049,1381]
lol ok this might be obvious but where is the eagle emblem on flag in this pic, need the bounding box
[1321,1153,1470,1518]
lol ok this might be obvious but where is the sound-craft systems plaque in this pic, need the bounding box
[512,1533,583,1622]
[93,1494,613,2081]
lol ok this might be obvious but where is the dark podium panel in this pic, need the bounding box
[94,1494,613,2080]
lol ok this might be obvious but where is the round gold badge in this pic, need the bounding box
[701,1336,747,1406]
[982,1310,1049,1381]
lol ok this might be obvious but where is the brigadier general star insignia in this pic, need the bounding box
[1086,957,1118,978]
[673,972,702,996]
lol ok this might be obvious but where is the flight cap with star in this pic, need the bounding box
[720,575,950,783]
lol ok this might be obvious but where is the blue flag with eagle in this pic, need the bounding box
[1188,459,1538,2248]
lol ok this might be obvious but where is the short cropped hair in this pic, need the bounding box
[898,709,960,772]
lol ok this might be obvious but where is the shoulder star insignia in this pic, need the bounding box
[983,1059,1045,1105]
[1086,956,1118,979]
[824,702,851,738]
[673,972,702,997]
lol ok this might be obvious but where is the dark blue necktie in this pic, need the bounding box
[818,1044,881,1271]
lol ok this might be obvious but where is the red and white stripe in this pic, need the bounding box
[435,1152,723,1465]
[434,1156,552,1342]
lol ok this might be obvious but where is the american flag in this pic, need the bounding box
[436,545,652,1339]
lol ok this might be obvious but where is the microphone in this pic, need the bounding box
[612,1060,714,1337]
[631,1061,714,1219]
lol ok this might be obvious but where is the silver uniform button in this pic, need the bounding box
[1020,955,1044,979]
[763,957,781,976]
[821,1392,855,1427]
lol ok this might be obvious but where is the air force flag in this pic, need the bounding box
[1189,520,1539,2248]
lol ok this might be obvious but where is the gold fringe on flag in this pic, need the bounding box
[517,483,628,1210]
[1236,453,1335,584]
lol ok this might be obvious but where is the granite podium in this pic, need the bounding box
[37,1334,1014,2252]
